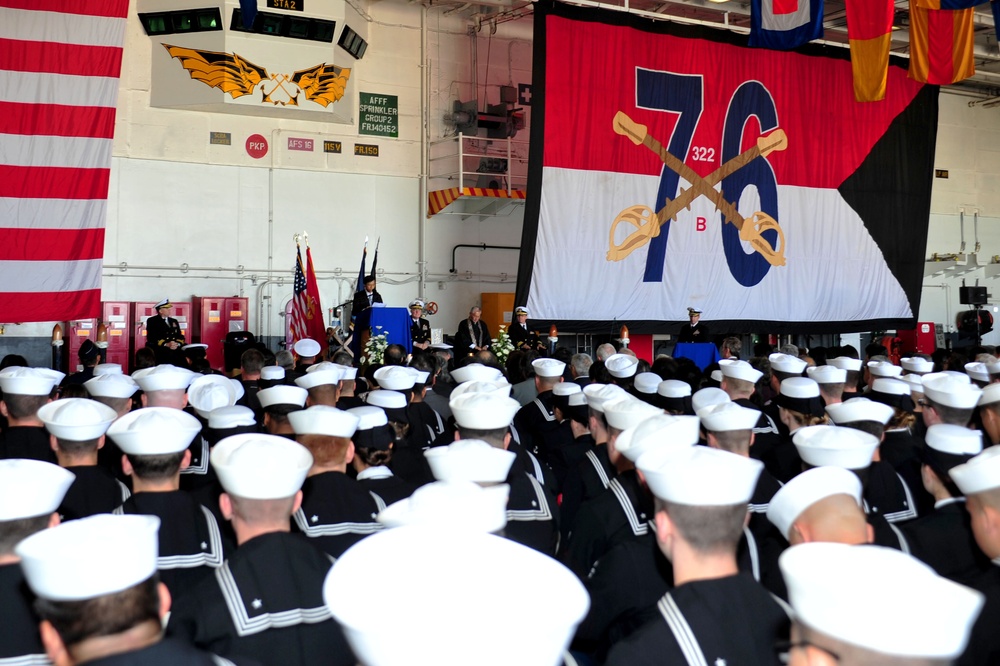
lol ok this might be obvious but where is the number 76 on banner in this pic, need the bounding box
[608,71,787,289]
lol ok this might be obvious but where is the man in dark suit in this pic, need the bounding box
[454,306,491,356]
[145,299,187,366]
[351,275,383,317]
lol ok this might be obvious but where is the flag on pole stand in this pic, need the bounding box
[304,245,327,344]
[356,236,368,293]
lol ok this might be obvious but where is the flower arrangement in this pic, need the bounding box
[364,326,388,365]
[491,325,515,366]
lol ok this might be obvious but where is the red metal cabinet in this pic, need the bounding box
[897,322,937,355]
[101,301,131,369]
[191,296,249,371]
[66,317,98,373]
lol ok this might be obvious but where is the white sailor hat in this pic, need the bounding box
[131,365,196,392]
[869,377,912,400]
[793,425,879,470]
[348,406,394,450]
[93,363,123,376]
[552,382,582,397]
[867,361,902,378]
[451,363,504,384]
[412,370,430,385]
[825,398,894,425]
[605,354,639,379]
[638,444,763,506]
[952,446,1000,496]
[687,306,702,315]
[449,380,512,401]
[691,387,730,415]
[806,365,847,385]
[0,459,75,520]
[257,385,308,409]
[923,374,982,409]
[966,362,991,383]
[208,405,256,429]
[699,402,761,432]
[154,298,171,309]
[769,353,807,375]
[182,343,208,352]
[828,356,863,372]
[980,383,1000,407]
[532,358,566,379]
[776,377,825,417]
[657,380,692,399]
[366,389,408,410]
[710,370,723,383]
[212,434,312,499]
[900,374,924,394]
[430,342,454,351]
[450,393,520,432]
[719,359,763,383]
[988,360,1000,376]
[602,397,662,431]
[334,363,359,381]
[373,366,417,391]
[514,306,529,316]
[424,439,516,484]
[925,424,983,459]
[230,378,245,402]
[324,526,589,666]
[37,399,117,441]
[766,466,862,541]
[929,370,973,384]
[0,367,60,396]
[84,373,139,399]
[187,375,237,418]
[293,338,322,357]
[900,357,934,374]
[632,372,661,395]
[107,407,202,455]
[17,514,161,602]
[377,482,510,534]
[260,366,286,381]
[780,543,984,659]
[288,405,360,438]
[615,414,699,463]
[584,383,629,412]
[296,367,344,390]
[409,299,425,310]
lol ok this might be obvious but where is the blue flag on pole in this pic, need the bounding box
[239,0,257,29]
[749,0,824,50]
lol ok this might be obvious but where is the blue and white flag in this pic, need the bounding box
[749,0,824,50]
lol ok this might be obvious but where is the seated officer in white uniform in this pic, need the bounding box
[286,405,383,558]
[167,434,354,666]
[109,407,230,599]
[18,514,257,665]
[0,459,74,664]
[780,542,982,666]
[605,446,790,666]
[37,398,129,520]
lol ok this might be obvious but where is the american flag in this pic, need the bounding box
[289,245,310,344]
[0,0,130,321]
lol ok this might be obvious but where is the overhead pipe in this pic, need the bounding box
[449,243,520,273]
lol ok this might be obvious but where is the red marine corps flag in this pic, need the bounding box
[516,2,937,334]
[0,0,130,321]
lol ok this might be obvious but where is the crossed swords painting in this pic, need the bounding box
[163,44,351,108]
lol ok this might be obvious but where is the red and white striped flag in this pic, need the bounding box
[0,0,129,322]
[290,245,326,346]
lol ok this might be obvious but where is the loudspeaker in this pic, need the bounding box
[960,286,988,306]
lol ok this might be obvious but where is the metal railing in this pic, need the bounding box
[428,133,530,194]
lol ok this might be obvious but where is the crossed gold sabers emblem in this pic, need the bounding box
[607,111,788,267]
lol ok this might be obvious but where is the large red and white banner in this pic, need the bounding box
[515,3,938,334]
[0,0,129,322]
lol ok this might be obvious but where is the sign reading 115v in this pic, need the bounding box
[359,93,398,138]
